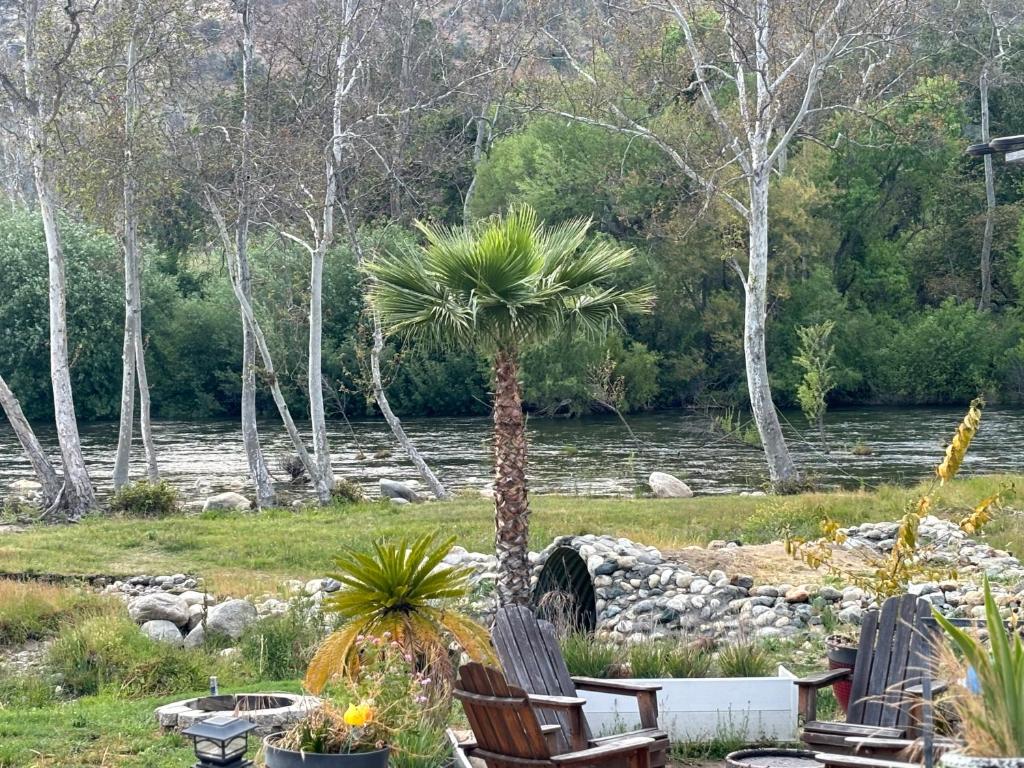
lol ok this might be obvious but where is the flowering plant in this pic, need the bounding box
[277,634,449,755]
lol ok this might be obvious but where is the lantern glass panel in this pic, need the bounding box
[224,736,248,758]
[194,737,226,761]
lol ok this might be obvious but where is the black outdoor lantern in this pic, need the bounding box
[181,715,257,768]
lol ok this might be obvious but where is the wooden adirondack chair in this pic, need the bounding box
[453,662,653,768]
[795,594,946,756]
[491,605,670,768]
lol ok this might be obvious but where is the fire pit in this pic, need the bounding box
[156,692,320,735]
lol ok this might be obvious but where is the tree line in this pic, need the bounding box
[0,0,1022,528]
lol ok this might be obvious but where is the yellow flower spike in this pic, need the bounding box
[343,702,373,727]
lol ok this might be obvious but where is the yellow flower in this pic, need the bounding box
[343,703,373,727]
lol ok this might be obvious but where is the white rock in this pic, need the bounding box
[128,593,190,627]
[206,599,258,640]
[379,479,421,503]
[202,492,251,512]
[184,624,205,649]
[141,620,184,646]
[648,472,694,499]
[179,590,212,607]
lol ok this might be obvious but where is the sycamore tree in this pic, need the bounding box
[539,0,915,489]
[367,206,652,604]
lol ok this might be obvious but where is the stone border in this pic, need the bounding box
[156,692,321,735]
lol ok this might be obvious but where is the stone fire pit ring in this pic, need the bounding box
[156,692,321,735]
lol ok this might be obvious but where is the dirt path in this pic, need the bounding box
[666,541,868,586]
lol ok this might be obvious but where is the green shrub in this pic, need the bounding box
[559,633,621,678]
[109,481,180,518]
[330,479,366,504]
[0,669,57,708]
[48,616,208,696]
[389,723,452,768]
[239,606,324,680]
[0,582,113,645]
[627,639,713,679]
[716,641,773,678]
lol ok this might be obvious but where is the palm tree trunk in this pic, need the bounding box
[492,346,531,605]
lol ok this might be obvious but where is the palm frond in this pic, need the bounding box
[369,204,653,351]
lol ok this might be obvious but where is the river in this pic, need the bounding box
[1,406,1022,503]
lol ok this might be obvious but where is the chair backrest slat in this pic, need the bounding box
[847,594,939,728]
[493,605,592,746]
[456,662,552,762]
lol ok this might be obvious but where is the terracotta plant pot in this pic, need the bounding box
[262,734,389,768]
[825,635,857,715]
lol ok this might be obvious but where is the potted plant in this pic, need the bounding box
[934,579,1024,768]
[825,632,858,714]
[263,533,492,766]
[264,637,442,767]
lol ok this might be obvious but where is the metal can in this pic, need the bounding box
[209,675,219,696]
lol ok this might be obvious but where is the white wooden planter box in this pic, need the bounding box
[581,665,798,743]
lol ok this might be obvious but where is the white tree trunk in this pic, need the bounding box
[745,170,799,488]
[308,239,333,503]
[112,295,136,490]
[979,68,995,312]
[236,0,274,508]
[370,316,450,500]
[114,0,158,489]
[135,328,158,482]
[0,372,61,507]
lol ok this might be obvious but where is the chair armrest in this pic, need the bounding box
[795,668,853,688]
[527,694,589,751]
[550,736,654,766]
[905,680,948,697]
[528,693,588,709]
[572,677,662,695]
[572,677,661,729]
[796,668,852,721]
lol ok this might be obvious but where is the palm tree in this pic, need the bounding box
[366,206,652,605]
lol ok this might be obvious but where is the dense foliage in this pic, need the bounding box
[2,13,1024,427]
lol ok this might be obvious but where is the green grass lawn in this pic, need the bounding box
[0,681,302,768]
[1,475,1019,595]
[1,477,1019,768]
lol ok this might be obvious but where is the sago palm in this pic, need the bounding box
[367,205,652,604]
[304,533,492,692]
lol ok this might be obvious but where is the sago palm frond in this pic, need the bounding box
[304,533,491,691]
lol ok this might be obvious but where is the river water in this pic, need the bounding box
[1,407,1022,502]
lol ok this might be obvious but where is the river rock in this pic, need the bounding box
[184,623,205,649]
[129,593,190,626]
[202,492,252,512]
[206,599,258,639]
[141,620,184,646]
[648,472,693,499]
[379,479,421,503]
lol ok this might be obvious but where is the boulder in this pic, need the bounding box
[184,623,205,649]
[186,604,205,631]
[202,492,252,512]
[8,479,41,494]
[206,599,258,639]
[179,590,212,607]
[648,472,694,499]
[379,479,421,503]
[128,593,190,626]
[141,620,184,646]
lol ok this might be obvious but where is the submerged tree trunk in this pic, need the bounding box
[745,171,799,489]
[370,316,450,500]
[0,373,61,507]
[979,68,995,312]
[492,347,530,605]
